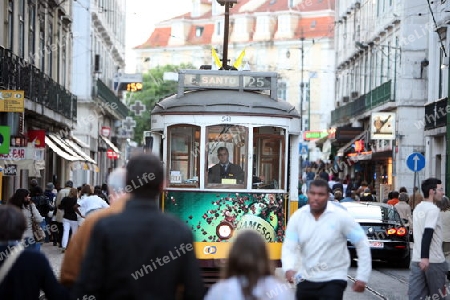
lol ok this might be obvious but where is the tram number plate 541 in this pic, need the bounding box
[221,116,231,122]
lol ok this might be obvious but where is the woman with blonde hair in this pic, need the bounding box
[205,229,294,300]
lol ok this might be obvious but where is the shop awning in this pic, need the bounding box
[100,135,120,153]
[336,131,368,157]
[58,137,97,164]
[71,135,90,149]
[45,136,84,161]
[48,134,86,160]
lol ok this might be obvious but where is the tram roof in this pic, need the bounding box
[152,89,300,118]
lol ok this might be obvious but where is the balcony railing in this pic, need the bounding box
[96,79,129,119]
[424,97,447,130]
[331,80,392,125]
[0,46,77,121]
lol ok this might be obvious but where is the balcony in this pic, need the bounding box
[331,80,392,125]
[424,97,447,130]
[0,46,77,121]
[96,79,129,119]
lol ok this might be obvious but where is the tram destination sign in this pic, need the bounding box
[183,73,272,90]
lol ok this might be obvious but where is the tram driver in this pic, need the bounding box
[208,147,244,184]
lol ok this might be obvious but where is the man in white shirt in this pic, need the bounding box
[408,178,447,300]
[282,179,371,299]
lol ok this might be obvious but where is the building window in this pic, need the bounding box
[19,0,25,57]
[216,21,222,36]
[257,16,270,33]
[278,16,290,33]
[39,5,45,71]
[195,26,204,37]
[278,82,287,100]
[28,3,36,62]
[439,41,447,99]
[47,15,53,77]
[310,20,317,29]
[192,0,200,17]
[8,0,14,50]
[301,82,310,103]
[61,32,67,87]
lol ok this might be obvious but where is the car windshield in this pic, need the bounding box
[345,204,401,223]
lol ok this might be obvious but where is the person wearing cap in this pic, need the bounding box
[54,180,73,247]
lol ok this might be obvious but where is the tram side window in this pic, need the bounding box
[167,125,200,188]
[206,125,247,188]
[252,127,285,190]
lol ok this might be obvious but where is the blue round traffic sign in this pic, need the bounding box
[406,152,425,172]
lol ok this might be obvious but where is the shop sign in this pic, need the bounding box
[304,131,328,140]
[101,126,111,137]
[348,151,372,161]
[3,164,17,176]
[0,90,24,112]
[0,147,26,160]
[371,112,395,140]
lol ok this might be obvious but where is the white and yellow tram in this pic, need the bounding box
[150,69,301,265]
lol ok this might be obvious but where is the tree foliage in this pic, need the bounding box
[126,64,195,145]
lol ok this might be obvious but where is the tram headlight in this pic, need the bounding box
[216,221,234,240]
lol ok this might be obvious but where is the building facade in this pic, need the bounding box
[134,0,335,144]
[424,1,450,190]
[329,0,429,196]
[71,0,128,186]
[0,0,81,199]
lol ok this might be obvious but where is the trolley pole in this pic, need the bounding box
[217,0,237,70]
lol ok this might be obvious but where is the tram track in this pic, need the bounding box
[347,265,409,299]
[347,274,389,299]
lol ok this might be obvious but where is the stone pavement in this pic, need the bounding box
[41,242,64,279]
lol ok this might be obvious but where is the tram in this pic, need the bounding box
[149,69,300,276]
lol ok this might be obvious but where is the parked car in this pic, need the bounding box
[341,201,411,268]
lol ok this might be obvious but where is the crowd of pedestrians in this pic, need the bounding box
[0,152,449,300]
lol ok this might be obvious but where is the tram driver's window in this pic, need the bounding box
[252,127,285,190]
[206,125,247,188]
[167,125,200,188]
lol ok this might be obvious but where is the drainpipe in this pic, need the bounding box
[446,41,450,194]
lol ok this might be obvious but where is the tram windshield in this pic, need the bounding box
[167,125,200,188]
[206,125,247,188]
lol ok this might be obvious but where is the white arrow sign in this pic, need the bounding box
[413,155,420,171]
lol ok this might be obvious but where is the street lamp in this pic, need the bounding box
[216,0,237,70]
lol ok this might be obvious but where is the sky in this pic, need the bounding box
[125,0,192,73]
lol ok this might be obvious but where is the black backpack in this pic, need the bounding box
[31,195,52,217]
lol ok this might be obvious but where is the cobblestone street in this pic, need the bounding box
[41,243,64,280]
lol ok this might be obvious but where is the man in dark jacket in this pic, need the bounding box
[208,147,244,184]
[73,153,204,300]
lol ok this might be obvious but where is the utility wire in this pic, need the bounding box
[426,0,447,57]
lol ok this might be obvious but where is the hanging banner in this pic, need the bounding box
[0,126,10,154]
[27,130,46,148]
